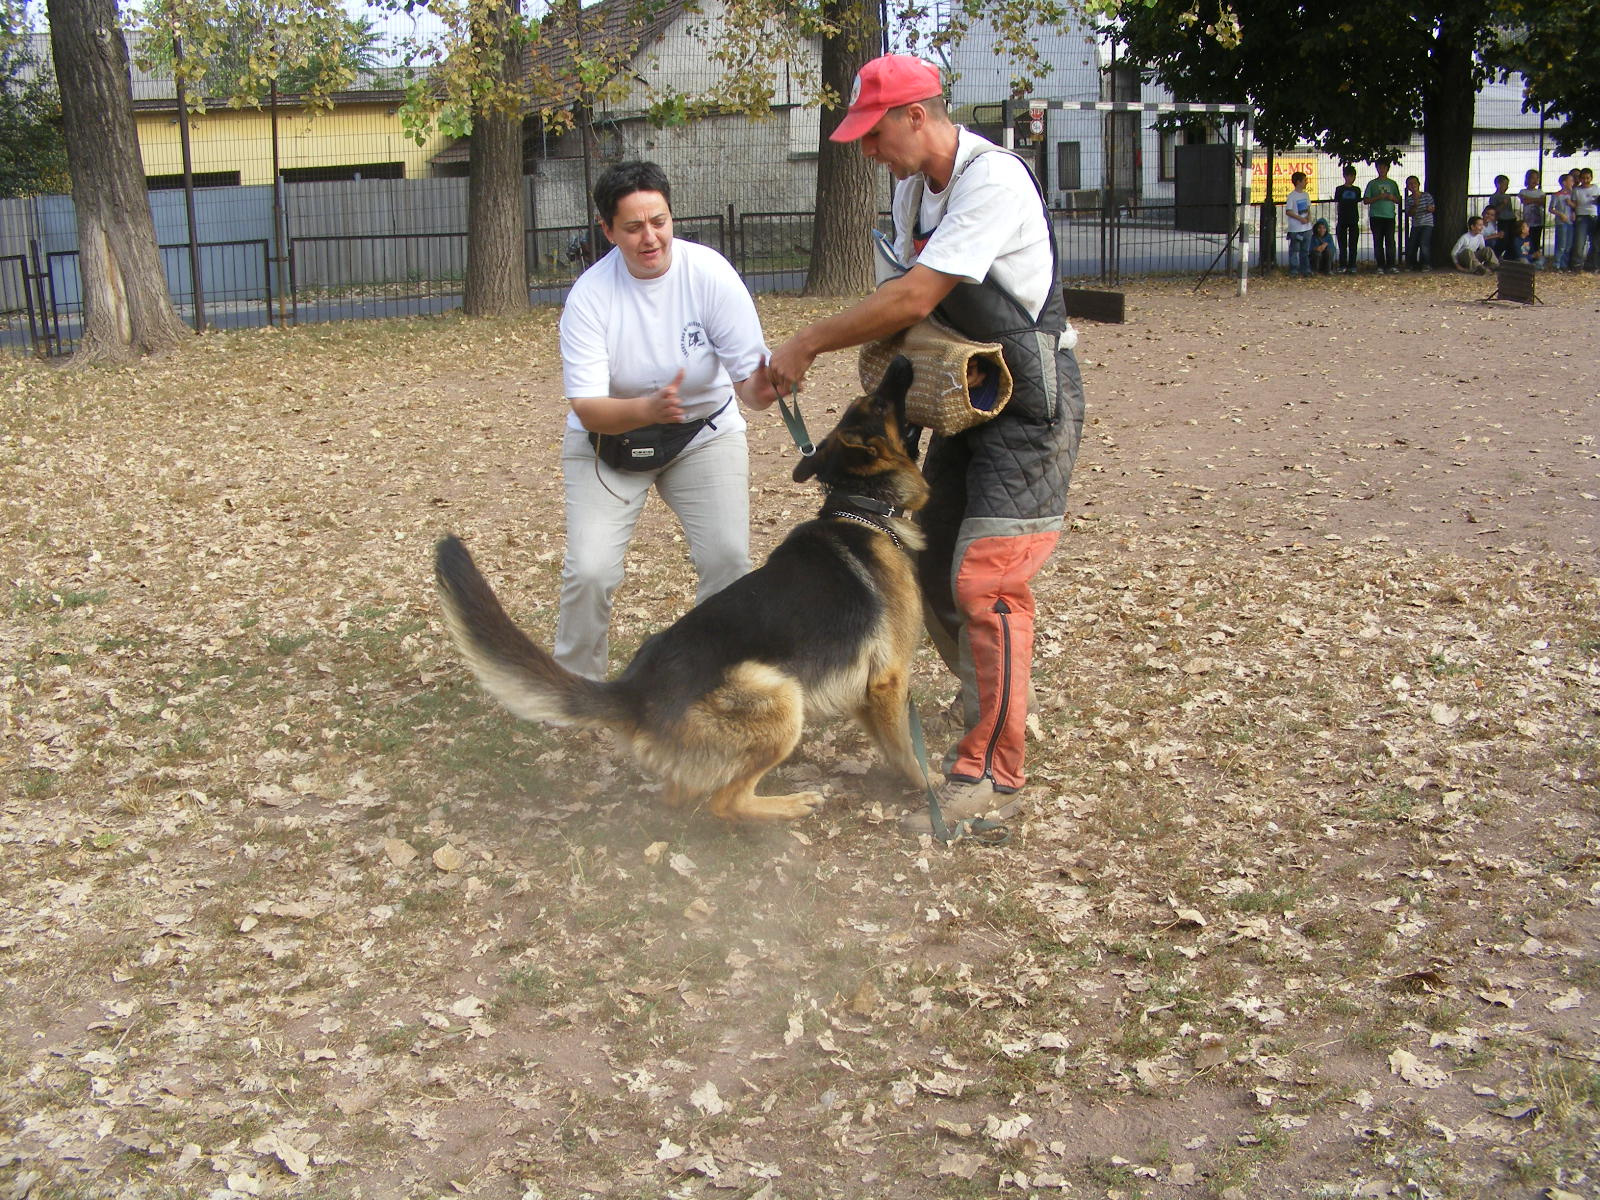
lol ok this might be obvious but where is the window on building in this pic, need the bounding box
[279,162,404,183]
[1057,141,1082,191]
[1158,123,1210,182]
[1159,129,1179,182]
[146,171,240,190]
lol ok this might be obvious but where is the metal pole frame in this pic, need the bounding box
[1021,98,1256,293]
[172,36,206,332]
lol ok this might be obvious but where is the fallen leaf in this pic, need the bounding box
[433,843,467,872]
[935,1152,986,1179]
[1389,1049,1448,1089]
[383,838,418,867]
[689,1081,726,1116]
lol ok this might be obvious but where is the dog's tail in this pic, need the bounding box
[434,535,626,730]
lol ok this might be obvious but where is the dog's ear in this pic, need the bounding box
[877,355,914,413]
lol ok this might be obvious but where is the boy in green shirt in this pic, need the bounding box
[1363,161,1403,274]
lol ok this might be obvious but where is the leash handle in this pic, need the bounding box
[778,386,815,457]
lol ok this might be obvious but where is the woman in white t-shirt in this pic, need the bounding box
[555,161,776,678]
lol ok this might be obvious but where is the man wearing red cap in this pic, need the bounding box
[769,54,1085,835]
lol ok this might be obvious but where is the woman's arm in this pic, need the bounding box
[570,370,686,434]
[732,362,778,411]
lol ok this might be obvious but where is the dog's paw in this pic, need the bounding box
[748,791,825,821]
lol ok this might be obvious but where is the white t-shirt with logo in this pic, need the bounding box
[891,128,1055,321]
[1285,189,1312,233]
[560,238,767,443]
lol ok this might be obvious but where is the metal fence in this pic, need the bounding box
[0,196,1260,358]
[8,186,1597,357]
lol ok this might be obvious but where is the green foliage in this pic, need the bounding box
[0,0,67,196]
[131,0,383,112]
[1493,0,1600,153]
[1113,0,1595,158]
[1111,0,1489,161]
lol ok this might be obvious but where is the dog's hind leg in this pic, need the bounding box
[695,666,822,823]
[857,671,936,791]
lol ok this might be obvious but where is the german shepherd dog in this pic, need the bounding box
[434,356,932,823]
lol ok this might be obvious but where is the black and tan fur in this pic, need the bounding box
[434,357,931,823]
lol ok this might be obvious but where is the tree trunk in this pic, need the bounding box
[463,0,526,317]
[48,0,190,364]
[1422,30,1476,269]
[802,0,880,297]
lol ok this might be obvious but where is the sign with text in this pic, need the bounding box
[1252,158,1318,204]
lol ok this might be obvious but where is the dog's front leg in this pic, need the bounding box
[858,674,938,791]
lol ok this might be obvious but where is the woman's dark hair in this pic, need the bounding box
[593,161,672,225]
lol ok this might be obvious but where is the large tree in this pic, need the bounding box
[1113,0,1505,265]
[46,0,190,362]
[461,0,523,316]
[803,0,880,296]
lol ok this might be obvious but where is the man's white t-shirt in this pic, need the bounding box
[1573,183,1599,218]
[559,238,767,444]
[1453,230,1486,258]
[890,127,1055,322]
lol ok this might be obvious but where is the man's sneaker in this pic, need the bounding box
[899,775,1022,836]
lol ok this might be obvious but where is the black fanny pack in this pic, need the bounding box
[588,396,733,472]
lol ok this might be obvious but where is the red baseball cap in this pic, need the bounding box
[829,55,942,143]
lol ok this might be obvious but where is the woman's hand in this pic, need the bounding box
[644,369,687,424]
[734,361,780,411]
[570,368,686,433]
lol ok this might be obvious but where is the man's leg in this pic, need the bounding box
[927,349,1084,791]
[944,521,1060,790]
[658,429,752,604]
[554,428,653,679]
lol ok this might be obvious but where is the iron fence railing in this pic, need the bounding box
[14,194,1581,358]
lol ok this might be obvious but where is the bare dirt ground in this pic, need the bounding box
[1,271,1597,1200]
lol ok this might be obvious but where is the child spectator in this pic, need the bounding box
[1452,217,1498,273]
[1309,219,1335,275]
[1332,165,1363,273]
[1481,206,1503,257]
[1517,169,1546,262]
[1488,174,1517,224]
[1363,161,1403,274]
[1404,175,1435,270]
[1573,167,1598,271]
[1284,171,1313,278]
[1501,219,1530,263]
[1549,172,1575,270]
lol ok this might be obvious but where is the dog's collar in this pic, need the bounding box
[826,491,910,520]
[829,508,902,548]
